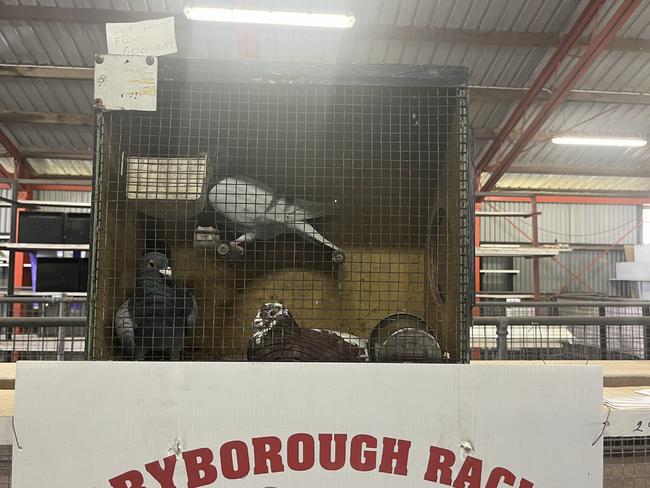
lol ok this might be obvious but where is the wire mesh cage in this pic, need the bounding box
[89,60,471,362]
[604,436,650,487]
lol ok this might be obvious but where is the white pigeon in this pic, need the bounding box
[208,176,342,255]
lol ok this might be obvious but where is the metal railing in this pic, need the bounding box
[472,299,650,360]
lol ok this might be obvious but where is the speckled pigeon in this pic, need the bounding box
[247,302,365,361]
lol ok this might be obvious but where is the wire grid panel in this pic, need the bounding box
[89,61,470,362]
[0,302,86,362]
[0,447,9,488]
[472,301,649,360]
[604,436,650,487]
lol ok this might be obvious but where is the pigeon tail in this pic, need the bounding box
[291,197,336,220]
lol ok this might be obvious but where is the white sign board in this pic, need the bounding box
[12,362,603,487]
[106,17,177,57]
[94,54,157,111]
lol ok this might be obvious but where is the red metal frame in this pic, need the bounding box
[474,0,606,176]
[478,0,641,197]
[486,195,650,205]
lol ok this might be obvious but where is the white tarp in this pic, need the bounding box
[12,362,602,487]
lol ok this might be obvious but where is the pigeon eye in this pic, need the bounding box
[269,309,277,317]
[147,260,155,268]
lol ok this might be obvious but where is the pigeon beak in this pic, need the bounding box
[159,267,173,277]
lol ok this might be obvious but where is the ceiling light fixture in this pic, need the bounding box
[183,7,356,29]
[551,136,647,147]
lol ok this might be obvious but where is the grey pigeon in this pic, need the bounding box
[247,302,365,361]
[113,251,197,360]
[208,176,343,259]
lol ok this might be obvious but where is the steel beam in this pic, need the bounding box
[492,164,650,178]
[474,301,650,308]
[480,0,642,196]
[473,316,650,326]
[0,64,93,80]
[0,317,86,327]
[471,86,650,105]
[5,64,650,106]
[474,0,605,176]
[0,110,93,126]
[1,147,92,160]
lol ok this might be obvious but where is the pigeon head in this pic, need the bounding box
[140,252,173,277]
[252,302,292,331]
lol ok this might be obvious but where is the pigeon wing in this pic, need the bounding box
[186,295,198,330]
[114,300,136,356]
[209,177,276,225]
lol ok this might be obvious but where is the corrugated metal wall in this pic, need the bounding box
[480,203,639,296]
[32,190,91,213]
[480,202,638,245]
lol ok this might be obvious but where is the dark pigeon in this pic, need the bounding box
[114,251,197,360]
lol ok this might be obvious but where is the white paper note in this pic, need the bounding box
[94,54,157,111]
[106,17,177,57]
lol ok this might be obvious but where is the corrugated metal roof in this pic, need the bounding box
[1,0,650,186]
[27,158,92,176]
[489,173,650,192]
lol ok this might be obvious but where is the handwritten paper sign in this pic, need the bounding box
[94,54,157,111]
[106,17,177,57]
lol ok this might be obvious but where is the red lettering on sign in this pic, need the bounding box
[183,448,218,488]
[145,455,177,488]
[453,456,483,488]
[109,470,145,488]
[486,467,516,487]
[378,437,411,476]
[104,434,536,488]
[350,434,377,471]
[220,440,251,480]
[252,436,285,474]
[319,434,347,470]
[423,446,456,485]
[287,433,315,471]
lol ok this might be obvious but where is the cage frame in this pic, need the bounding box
[87,58,472,362]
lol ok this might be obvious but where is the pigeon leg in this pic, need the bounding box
[134,349,146,361]
[337,262,345,295]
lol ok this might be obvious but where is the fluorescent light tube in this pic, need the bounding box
[551,136,647,147]
[184,7,356,28]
